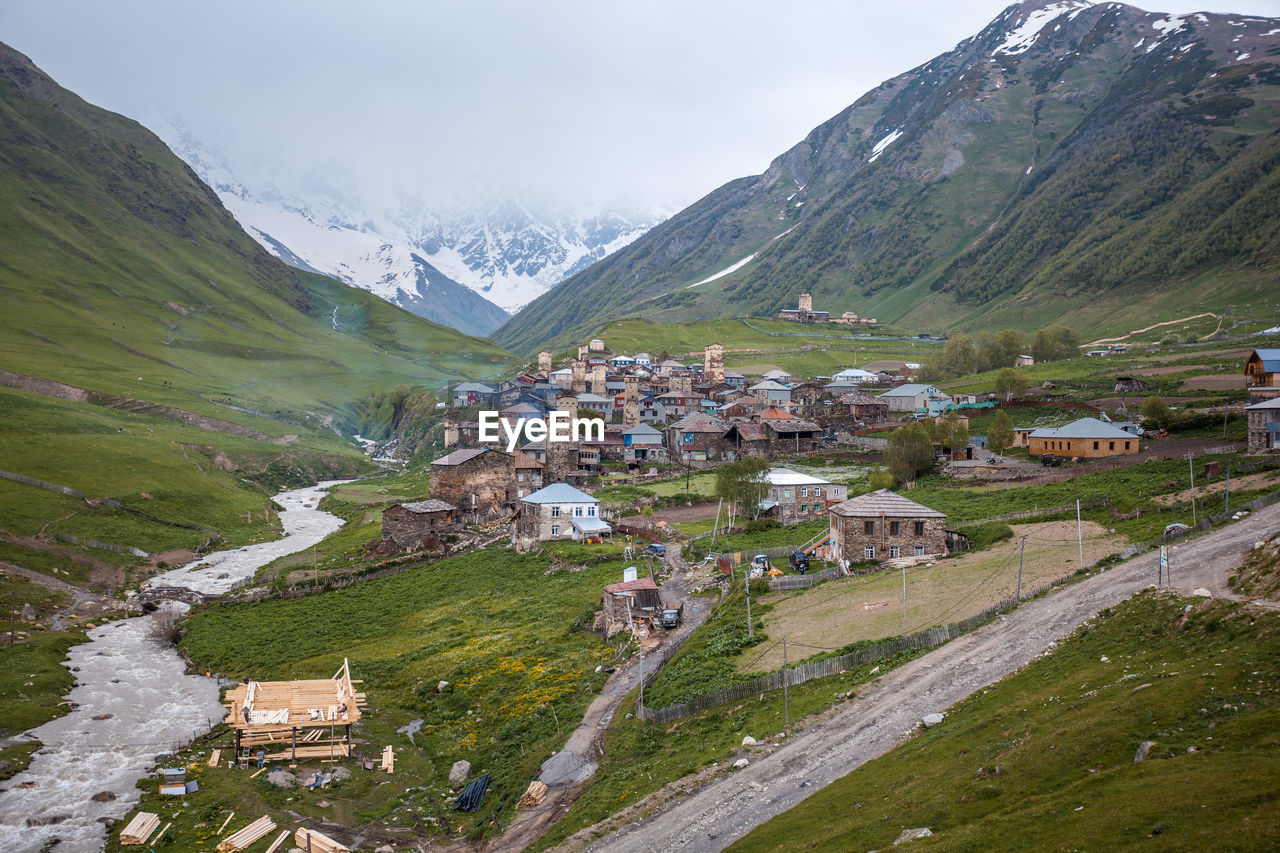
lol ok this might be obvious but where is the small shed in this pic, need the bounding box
[601,576,663,632]
[381,499,459,548]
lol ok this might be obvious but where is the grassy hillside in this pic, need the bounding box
[494,6,1280,353]
[731,590,1280,852]
[0,42,518,583]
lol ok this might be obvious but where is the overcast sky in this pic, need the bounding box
[4,1,1278,217]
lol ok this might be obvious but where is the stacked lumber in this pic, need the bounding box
[293,827,350,852]
[517,780,548,808]
[264,829,291,853]
[217,814,277,851]
[379,745,394,773]
[119,812,160,845]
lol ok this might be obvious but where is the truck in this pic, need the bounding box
[789,549,810,574]
[659,606,682,629]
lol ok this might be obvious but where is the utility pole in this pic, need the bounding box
[1076,499,1084,571]
[782,636,790,724]
[1188,453,1197,526]
[900,559,908,633]
[744,572,754,639]
[1017,535,1026,602]
[1225,459,1231,515]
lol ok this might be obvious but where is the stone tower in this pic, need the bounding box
[798,292,813,314]
[623,376,640,427]
[537,351,552,373]
[704,343,725,384]
[671,374,692,395]
[590,364,607,397]
[570,360,586,394]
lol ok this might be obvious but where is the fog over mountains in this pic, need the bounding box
[154,120,665,336]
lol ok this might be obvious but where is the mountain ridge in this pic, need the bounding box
[494,0,1280,354]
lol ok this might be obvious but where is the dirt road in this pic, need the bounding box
[580,502,1280,853]
[486,546,715,852]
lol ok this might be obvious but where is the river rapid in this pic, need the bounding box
[0,481,349,852]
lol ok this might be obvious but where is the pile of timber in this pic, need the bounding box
[293,827,350,852]
[217,815,277,851]
[517,780,548,808]
[380,745,394,773]
[119,812,160,845]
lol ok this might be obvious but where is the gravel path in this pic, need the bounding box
[584,502,1280,853]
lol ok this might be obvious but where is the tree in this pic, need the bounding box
[714,457,771,518]
[1141,395,1173,429]
[885,422,935,485]
[1031,325,1081,362]
[941,333,976,378]
[936,410,969,453]
[988,408,1015,457]
[868,465,894,490]
[994,367,1028,400]
[976,329,1026,373]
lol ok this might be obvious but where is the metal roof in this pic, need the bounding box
[670,412,729,432]
[571,516,612,533]
[764,467,833,486]
[749,380,790,391]
[1028,417,1134,440]
[829,489,946,518]
[1246,397,1280,410]
[431,447,492,466]
[603,576,658,594]
[396,499,457,513]
[1250,349,1280,372]
[453,382,495,393]
[521,482,599,504]
[877,383,940,398]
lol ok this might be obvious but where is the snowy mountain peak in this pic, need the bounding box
[149,118,664,332]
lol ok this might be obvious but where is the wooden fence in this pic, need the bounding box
[768,568,839,591]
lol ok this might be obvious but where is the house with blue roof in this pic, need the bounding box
[1246,349,1280,403]
[515,482,611,549]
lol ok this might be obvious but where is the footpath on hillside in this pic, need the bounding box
[573,501,1280,853]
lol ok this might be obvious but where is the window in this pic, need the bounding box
[914,544,925,556]
[814,487,822,496]
[1109,441,1114,450]
[574,506,584,517]
[1093,441,1099,450]
[914,521,925,536]
[890,546,901,559]
[550,524,560,536]
[890,521,900,536]
[551,506,560,518]
[517,472,525,482]
[587,505,596,517]
[800,487,808,497]
[864,545,875,559]
[864,520,875,535]
[1125,441,1131,450]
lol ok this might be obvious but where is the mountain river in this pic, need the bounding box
[0,480,349,852]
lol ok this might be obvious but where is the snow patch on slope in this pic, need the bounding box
[993,2,1090,56]
[868,128,904,163]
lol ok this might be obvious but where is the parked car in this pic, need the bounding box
[643,543,666,557]
[749,553,771,578]
[1040,454,1063,467]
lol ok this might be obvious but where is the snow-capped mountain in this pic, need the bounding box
[151,121,663,336]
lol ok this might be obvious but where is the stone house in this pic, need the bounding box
[381,500,459,549]
[764,418,824,453]
[1026,417,1138,459]
[430,447,515,516]
[876,383,947,413]
[829,490,947,564]
[761,468,847,524]
[1246,397,1280,453]
[623,424,666,465]
[666,412,730,463]
[749,380,792,405]
[839,393,890,421]
[724,422,770,457]
[515,482,611,549]
[512,451,545,499]
[601,576,663,632]
[452,382,496,407]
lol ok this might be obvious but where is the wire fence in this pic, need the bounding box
[635,580,1072,724]
[52,533,150,559]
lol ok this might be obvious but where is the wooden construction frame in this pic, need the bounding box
[224,658,367,763]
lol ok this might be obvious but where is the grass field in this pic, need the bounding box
[736,521,1123,673]
[144,542,631,843]
[0,630,85,779]
[730,590,1280,852]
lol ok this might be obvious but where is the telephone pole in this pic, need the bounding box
[782,636,790,724]
[1017,535,1026,602]
[1187,452,1197,526]
[744,571,754,639]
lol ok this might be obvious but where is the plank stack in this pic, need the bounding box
[119,812,160,845]
[517,780,548,808]
[379,744,394,773]
[293,827,351,852]
[217,814,277,851]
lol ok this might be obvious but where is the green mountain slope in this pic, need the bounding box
[495,1,1280,354]
[0,43,517,574]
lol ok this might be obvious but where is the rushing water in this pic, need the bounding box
[146,480,349,595]
[0,481,349,852]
